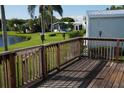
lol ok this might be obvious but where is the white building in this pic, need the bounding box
[52,16,86,32]
[86,10,124,38]
[69,16,86,30]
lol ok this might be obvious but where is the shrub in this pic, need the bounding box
[68,30,85,38]
[26,36,31,40]
[49,33,56,37]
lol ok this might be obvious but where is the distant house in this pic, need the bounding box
[73,22,85,31]
[52,22,86,32]
[86,10,124,38]
[52,16,86,32]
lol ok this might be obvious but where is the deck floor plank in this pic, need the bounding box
[99,62,117,88]
[72,60,100,88]
[89,62,117,88]
[104,63,121,88]
[38,58,101,88]
[36,57,124,88]
[48,59,94,88]
[119,63,124,88]
[61,59,100,88]
[87,61,112,88]
[39,58,89,87]
[49,58,90,88]
[112,63,124,88]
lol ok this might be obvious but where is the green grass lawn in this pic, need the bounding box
[0,31,69,52]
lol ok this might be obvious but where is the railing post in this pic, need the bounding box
[79,38,83,59]
[116,39,120,62]
[41,46,48,79]
[56,43,60,71]
[8,53,16,88]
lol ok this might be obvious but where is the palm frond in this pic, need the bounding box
[28,5,37,18]
[52,5,63,17]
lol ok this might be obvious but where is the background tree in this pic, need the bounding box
[106,5,124,10]
[7,18,26,31]
[28,5,63,42]
[47,6,63,32]
[59,17,75,31]
[60,17,75,22]
[28,5,63,32]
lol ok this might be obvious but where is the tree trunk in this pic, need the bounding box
[40,13,44,34]
[50,12,53,32]
[40,6,45,43]
[0,5,8,51]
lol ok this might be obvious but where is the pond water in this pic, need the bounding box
[0,35,27,47]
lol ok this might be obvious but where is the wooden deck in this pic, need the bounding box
[35,58,124,88]
[88,61,124,88]
[35,58,102,88]
[1,37,124,88]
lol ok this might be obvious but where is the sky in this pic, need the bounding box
[3,5,110,19]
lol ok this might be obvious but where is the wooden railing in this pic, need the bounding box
[80,37,124,61]
[0,37,81,88]
[0,37,124,88]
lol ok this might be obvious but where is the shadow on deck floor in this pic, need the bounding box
[33,58,107,88]
[31,57,124,88]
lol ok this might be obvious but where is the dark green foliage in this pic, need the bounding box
[26,36,31,40]
[106,5,124,10]
[68,30,85,38]
[49,33,56,37]
[67,23,74,30]
[7,19,26,31]
[59,17,75,31]
[60,17,75,22]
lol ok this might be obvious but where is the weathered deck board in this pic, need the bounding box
[88,61,124,88]
[119,63,124,88]
[87,62,112,88]
[35,57,124,88]
[38,58,101,88]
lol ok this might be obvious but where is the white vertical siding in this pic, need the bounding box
[88,17,124,38]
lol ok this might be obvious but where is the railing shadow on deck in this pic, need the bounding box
[0,37,124,88]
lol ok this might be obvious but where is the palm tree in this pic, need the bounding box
[47,5,63,32]
[0,5,8,51]
[28,5,63,42]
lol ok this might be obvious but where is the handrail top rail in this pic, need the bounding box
[1,37,124,56]
[81,37,124,41]
[0,37,81,56]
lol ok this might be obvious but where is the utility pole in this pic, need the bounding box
[0,5,8,51]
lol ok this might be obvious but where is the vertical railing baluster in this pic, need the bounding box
[41,46,47,79]
[8,53,16,88]
[50,46,52,70]
[50,47,52,70]
[48,47,50,71]
[39,48,42,78]
[116,39,120,62]
[3,57,7,87]
[88,40,90,58]
[110,42,112,61]
[35,50,38,78]
[56,44,60,71]
[30,51,33,81]
[16,55,20,87]
[28,51,31,80]
[25,52,28,82]
[52,46,54,70]
[20,54,23,86]
[120,42,123,59]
